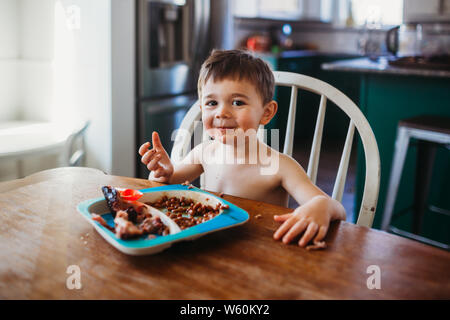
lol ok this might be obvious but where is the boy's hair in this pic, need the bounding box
[197,49,275,105]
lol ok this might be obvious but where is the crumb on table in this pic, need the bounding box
[306,241,327,251]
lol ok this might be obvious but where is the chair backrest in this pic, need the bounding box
[62,120,90,167]
[171,71,380,228]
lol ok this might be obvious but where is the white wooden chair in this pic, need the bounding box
[62,120,90,167]
[171,71,380,228]
[0,120,90,179]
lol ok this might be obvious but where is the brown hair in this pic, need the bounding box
[197,49,275,105]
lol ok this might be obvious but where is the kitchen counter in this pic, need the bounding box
[279,50,361,59]
[255,49,361,60]
[322,57,450,78]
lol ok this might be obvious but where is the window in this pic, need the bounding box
[234,0,303,20]
[350,0,403,26]
[233,0,404,26]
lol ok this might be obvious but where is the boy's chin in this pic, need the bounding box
[218,132,259,145]
[207,128,259,145]
[216,134,234,145]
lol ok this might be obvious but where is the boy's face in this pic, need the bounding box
[200,77,276,144]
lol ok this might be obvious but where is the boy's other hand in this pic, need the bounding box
[139,131,174,183]
[273,196,332,247]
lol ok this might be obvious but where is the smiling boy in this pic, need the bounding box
[139,49,345,247]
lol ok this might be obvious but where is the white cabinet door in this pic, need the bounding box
[403,0,450,22]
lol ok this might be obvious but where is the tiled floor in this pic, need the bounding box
[288,137,357,223]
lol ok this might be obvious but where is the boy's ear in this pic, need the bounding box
[260,100,278,125]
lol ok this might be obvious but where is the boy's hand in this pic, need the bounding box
[273,196,332,247]
[139,132,174,183]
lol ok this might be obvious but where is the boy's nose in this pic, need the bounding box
[215,104,232,118]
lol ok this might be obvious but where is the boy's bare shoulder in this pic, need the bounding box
[277,152,307,174]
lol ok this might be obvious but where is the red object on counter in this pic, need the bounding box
[246,35,271,52]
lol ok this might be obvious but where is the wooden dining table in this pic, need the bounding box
[0,167,449,300]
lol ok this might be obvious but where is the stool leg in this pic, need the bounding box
[412,141,437,235]
[381,127,410,231]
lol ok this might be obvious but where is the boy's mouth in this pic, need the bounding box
[215,127,236,134]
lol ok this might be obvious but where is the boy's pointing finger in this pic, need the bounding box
[152,131,164,150]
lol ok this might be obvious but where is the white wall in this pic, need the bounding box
[18,0,54,120]
[0,0,115,180]
[0,0,19,121]
[0,0,19,181]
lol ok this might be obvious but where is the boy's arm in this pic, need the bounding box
[273,154,346,246]
[163,144,204,184]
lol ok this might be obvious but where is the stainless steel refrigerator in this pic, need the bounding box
[136,0,233,178]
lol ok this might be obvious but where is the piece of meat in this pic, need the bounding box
[125,207,138,223]
[140,216,166,235]
[306,241,327,251]
[114,216,143,239]
[102,185,147,218]
[101,186,121,217]
[91,213,114,232]
[122,199,147,213]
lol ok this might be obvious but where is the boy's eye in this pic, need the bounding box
[205,100,217,107]
[232,100,245,106]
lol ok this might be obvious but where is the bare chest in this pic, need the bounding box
[203,163,288,206]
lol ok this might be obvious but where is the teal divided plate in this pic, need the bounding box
[77,185,249,255]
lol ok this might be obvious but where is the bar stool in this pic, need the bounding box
[382,115,450,250]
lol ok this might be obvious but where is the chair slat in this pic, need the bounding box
[307,95,327,184]
[257,124,266,143]
[332,121,355,202]
[199,125,210,188]
[283,86,298,156]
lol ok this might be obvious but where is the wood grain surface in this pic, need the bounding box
[0,167,449,299]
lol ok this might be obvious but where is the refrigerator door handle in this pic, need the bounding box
[147,0,187,5]
[191,0,210,71]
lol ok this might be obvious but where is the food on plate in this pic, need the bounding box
[95,186,170,239]
[92,186,228,240]
[146,195,227,230]
[91,213,114,232]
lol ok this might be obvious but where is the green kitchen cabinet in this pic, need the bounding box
[356,73,450,244]
[272,54,360,150]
